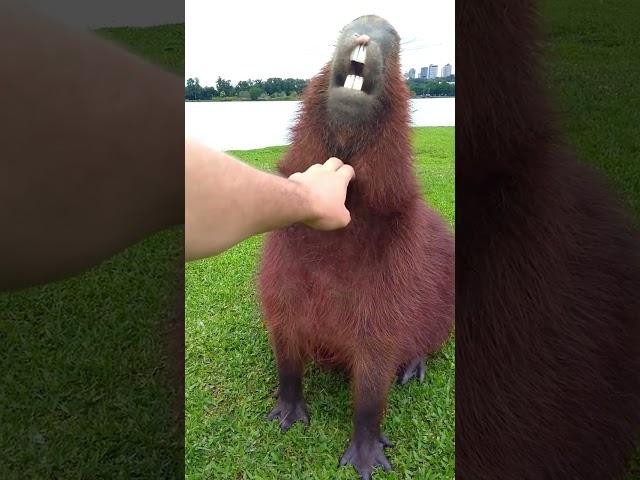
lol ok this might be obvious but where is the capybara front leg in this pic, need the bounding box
[340,360,394,480]
[266,338,309,432]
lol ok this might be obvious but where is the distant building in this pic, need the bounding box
[442,63,452,78]
[428,64,439,79]
[405,68,416,80]
[420,67,429,79]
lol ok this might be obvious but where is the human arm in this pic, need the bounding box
[0,3,183,291]
[185,140,355,260]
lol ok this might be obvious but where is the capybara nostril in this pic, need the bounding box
[355,34,370,45]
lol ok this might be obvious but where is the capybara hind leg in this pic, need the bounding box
[339,361,395,480]
[266,338,309,432]
[397,357,426,386]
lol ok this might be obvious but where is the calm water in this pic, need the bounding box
[185,97,455,151]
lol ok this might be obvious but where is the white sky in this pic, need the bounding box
[186,0,454,86]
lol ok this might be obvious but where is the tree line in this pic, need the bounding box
[185,75,455,101]
[185,77,308,101]
[407,76,455,97]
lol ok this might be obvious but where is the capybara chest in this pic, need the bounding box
[258,205,450,366]
[280,222,394,330]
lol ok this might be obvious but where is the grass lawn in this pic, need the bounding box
[543,1,640,476]
[97,23,184,75]
[0,24,184,478]
[544,0,640,221]
[185,127,455,480]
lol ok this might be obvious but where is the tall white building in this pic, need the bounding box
[428,64,438,79]
[442,63,452,78]
[405,68,416,80]
[420,67,429,79]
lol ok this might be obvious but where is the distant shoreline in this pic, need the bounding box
[185,95,455,103]
[185,97,299,103]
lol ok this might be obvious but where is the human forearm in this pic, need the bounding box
[0,4,183,290]
[185,142,310,259]
[185,141,354,260]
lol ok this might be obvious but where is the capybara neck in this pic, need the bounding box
[280,16,419,214]
[458,1,556,185]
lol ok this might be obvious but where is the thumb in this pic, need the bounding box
[341,206,352,227]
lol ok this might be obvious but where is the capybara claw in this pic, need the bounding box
[339,435,393,479]
[266,398,309,432]
[398,357,426,385]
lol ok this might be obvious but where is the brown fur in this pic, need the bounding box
[258,16,454,476]
[260,62,453,370]
[456,2,640,479]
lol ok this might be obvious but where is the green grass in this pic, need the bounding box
[96,23,184,75]
[543,2,640,476]
[0,24,184,478]
[185,127,455,480]
[0,229,183,478]
[544,0,640,220]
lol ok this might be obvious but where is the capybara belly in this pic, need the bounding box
[259,201,454,369]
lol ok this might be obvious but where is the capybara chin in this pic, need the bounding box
[457,2,640,479]
[258,15,454,480]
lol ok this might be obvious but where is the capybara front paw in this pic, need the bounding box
[266,398,309,432]
[398,356,426,385]
[339,435,393,479]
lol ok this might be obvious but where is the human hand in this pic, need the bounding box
[288,157,356,230]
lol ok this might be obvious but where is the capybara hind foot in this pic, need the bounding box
[267,397,309,432]
[398,357,426,385]
[339,435,393,480]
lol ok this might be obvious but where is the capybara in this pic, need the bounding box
[257,15,454,480]
[456,1,640,479]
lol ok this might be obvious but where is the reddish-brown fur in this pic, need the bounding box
[456,2,640,479]
[259,62,453,372]
[258,18,453,476]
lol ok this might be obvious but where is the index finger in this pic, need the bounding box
[337,164,355,183]
[324,157,344,171]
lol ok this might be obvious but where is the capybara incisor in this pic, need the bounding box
[258,15,454,479]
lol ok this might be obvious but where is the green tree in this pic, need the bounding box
[294,78,308,94]
[282,78,296,95]
[249,85,263,100]
[236,80,250,96]
[215,77,234,97]
[185,77,204,100]
[201,86,218,99]
[264,77,283,95]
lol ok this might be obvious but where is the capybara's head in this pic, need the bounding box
[285,14,412,202]
[326,15,401,129]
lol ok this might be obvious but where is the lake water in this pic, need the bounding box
[185,97,455,151]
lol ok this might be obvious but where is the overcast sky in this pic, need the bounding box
[186,0,454,85]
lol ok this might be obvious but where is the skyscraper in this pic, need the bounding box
[442,63,452,78]
[420,67,429,79]
[407,68,416,79]
[428,64,439,79]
